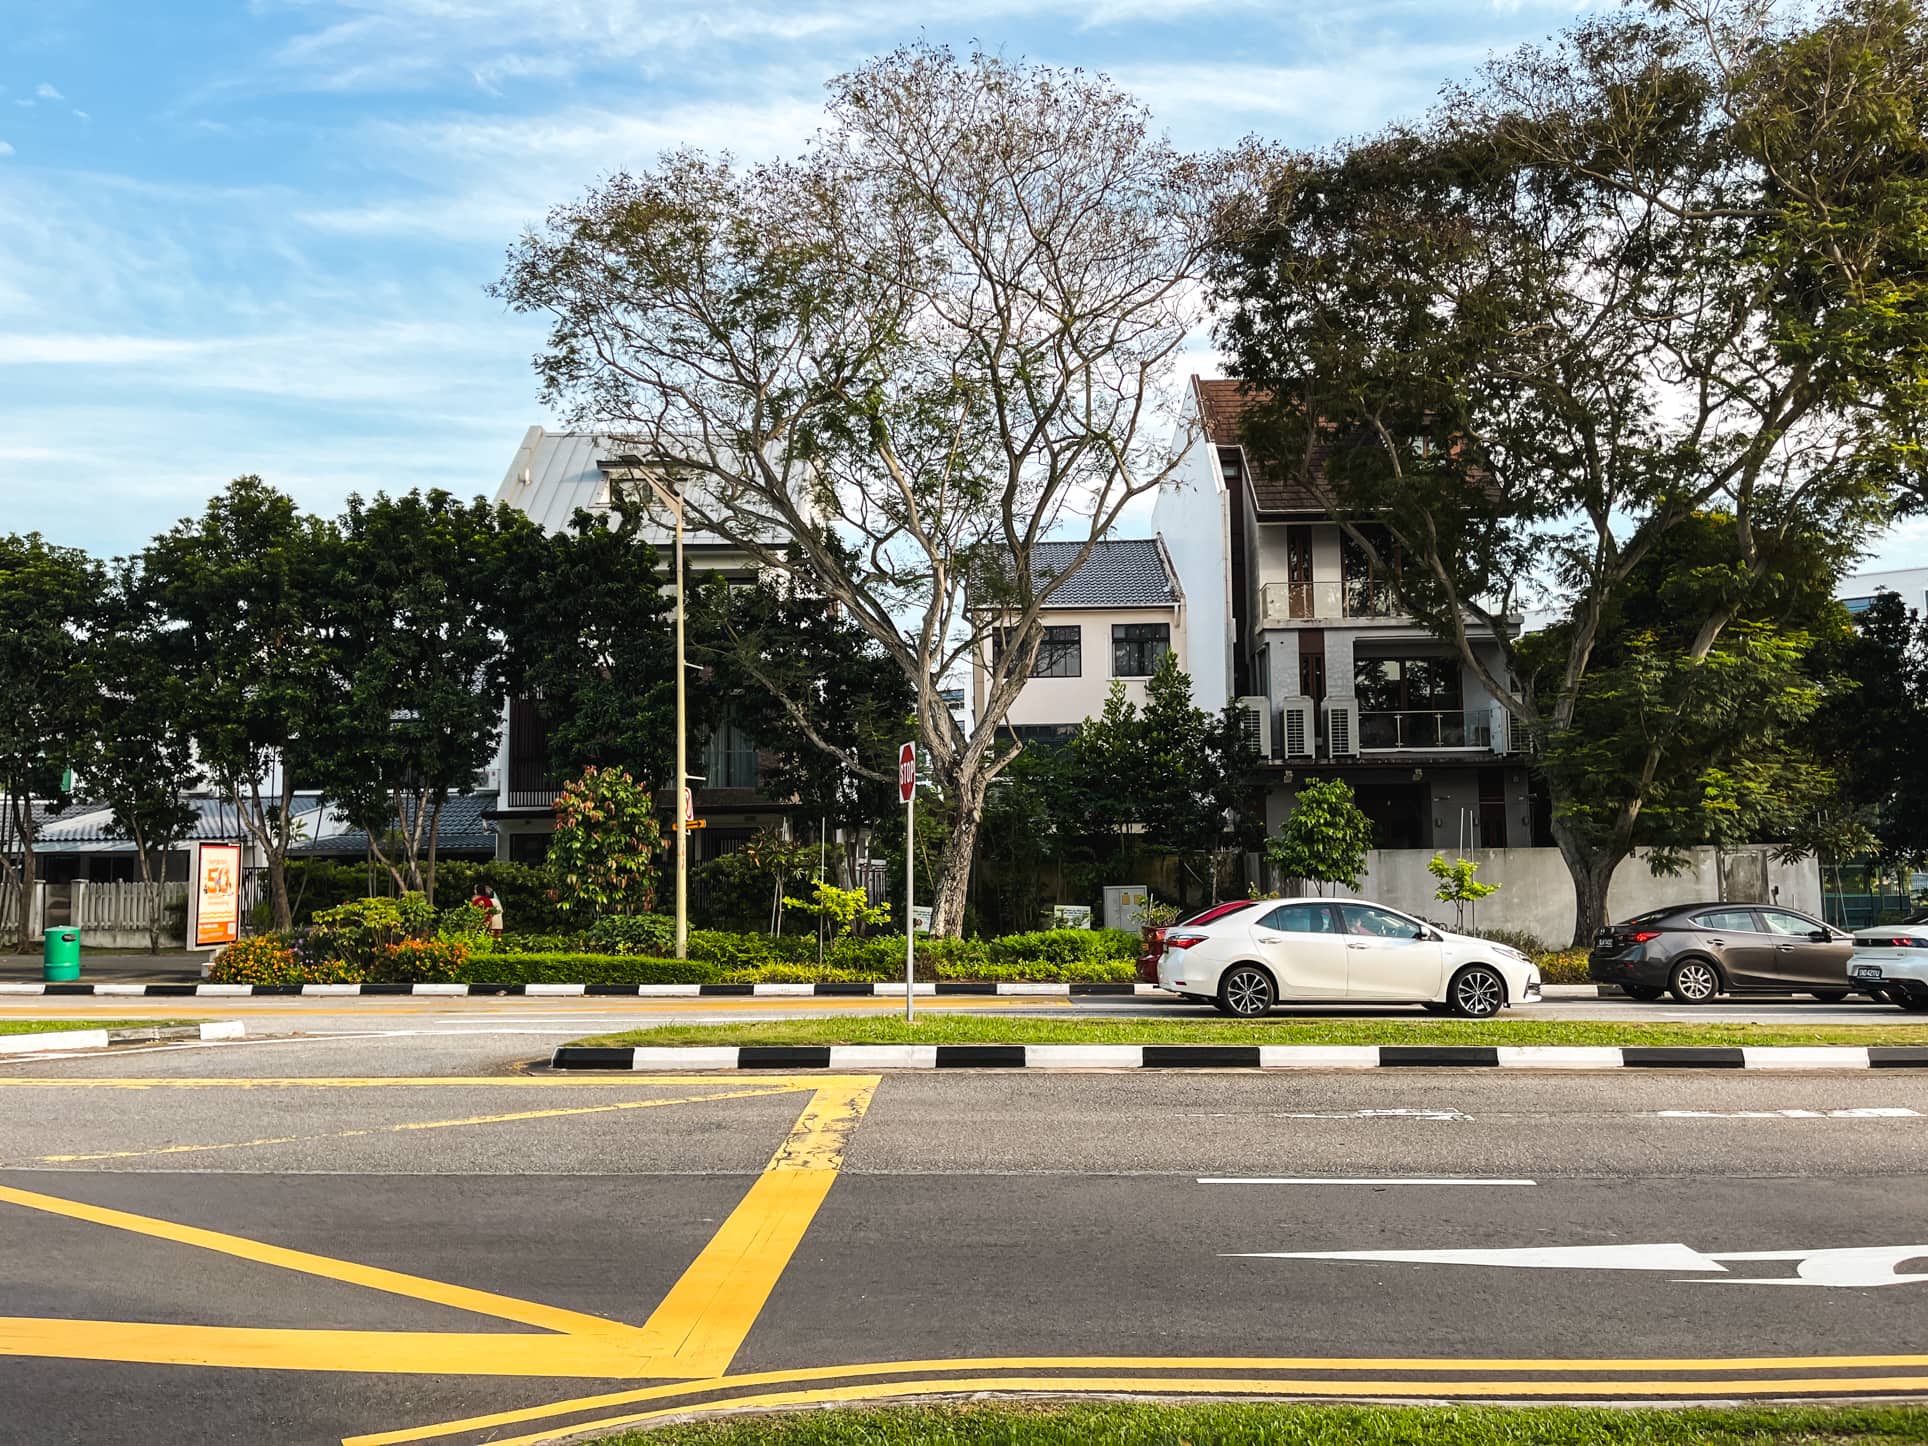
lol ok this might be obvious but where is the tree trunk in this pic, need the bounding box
[131,823,160,956]
[929,779,985,939]
[1552,819,1624,949]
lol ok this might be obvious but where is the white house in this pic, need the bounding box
[972,539,1187,745]
[1837,564,1928,617]
[1151,377,1536,852]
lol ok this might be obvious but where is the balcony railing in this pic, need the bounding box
[1259,578,1402,625]
[1358,708,1493,751]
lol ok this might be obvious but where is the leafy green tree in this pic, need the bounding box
[547,765,664,918]
[313,491,541,904]
[692,562,913,887]
[499,509,680,783]
[1809,591,1928,867]
[87,560,201,952]
[143,477,342,933]
[782,879,892,939]
[493,46,1234,935]
[1042,656,1260,909]
[1427,854,1500,932]
[1217,0,1928,941]
[0,533,102,951]
[1269,779,1374,895]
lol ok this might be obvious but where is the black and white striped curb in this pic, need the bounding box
[0,981,1607,999]
[0,1021,245,1056]
[552,1042,1928,1072]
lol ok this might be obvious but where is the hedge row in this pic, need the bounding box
[490,925,1142,971]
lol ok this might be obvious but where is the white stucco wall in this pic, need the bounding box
[1151,417,1232,711]
[979,606,1187,728]
[1332,845,1825,947]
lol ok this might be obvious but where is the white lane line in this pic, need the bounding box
[1199,1177,1538,1186]
[1650,1118,1920,1125]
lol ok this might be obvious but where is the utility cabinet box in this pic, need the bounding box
[1103,886,1151,932]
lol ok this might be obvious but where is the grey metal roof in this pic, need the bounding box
[493,426,776,553]
[287,792,497,858]
[1029,540,1179,609]
[29,796,325,853]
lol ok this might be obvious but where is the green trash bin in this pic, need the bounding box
[42,927,81,982]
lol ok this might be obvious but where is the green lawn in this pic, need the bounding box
[0,1020,151,1036]
[600,1401,1928,1444]
[577,1014,1928,1049]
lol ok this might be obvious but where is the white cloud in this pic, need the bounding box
[73,110,89,122]
[0,141,12,158]
[35,83,62,101]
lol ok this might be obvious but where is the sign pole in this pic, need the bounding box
[899,741,916,1023]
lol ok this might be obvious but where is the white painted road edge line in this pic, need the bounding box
[1199,1177,1539,1186]
[1741,1046,1870,1070]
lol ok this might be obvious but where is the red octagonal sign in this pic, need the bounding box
[898,742,916,804]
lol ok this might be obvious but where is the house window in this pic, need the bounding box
[1340,526,1398,618]
[1354,656,1464,747]
[1111,622,1171,678]
[993,625,1082,678]
[701,713,760,790]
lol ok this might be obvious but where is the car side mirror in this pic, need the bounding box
[1809,929,1829,943]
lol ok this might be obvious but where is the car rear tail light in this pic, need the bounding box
[1165,932,1209,950]
[1628,931,1661,943]
[1878,936,1928,948]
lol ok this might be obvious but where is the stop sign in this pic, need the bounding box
[898,742,916,804]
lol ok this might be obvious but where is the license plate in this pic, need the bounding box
[1852,965,1884,980]
[1595,933,1614,948]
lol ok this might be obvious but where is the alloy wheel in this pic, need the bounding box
[1670,960,1719,1004]
[1450,966,1504,1019]
[1218,966,1274,1018]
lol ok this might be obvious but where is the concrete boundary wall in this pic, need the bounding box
[1342,845,1823,948]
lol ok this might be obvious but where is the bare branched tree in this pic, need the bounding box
[495,46,1237,932]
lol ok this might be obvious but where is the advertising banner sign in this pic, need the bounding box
[192,842,242,949]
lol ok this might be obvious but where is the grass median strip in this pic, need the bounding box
[0,1020,155,1036]
[591,1401,1928,1444]
[575,1016,1928,1050]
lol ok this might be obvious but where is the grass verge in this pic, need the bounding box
[595,1401,1928,1444]
[575,1014,1928,1049]
[0,1019,153,1036]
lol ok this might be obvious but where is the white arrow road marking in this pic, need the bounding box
[1232,1244,1727,1272]
[1232,1242,1928,1287]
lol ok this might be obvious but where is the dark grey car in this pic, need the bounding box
[1587,901,1864,1003]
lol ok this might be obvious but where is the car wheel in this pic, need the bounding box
[1447,964,1505,1019]
[1896,991,1928,1014]
[1214,964,1276,1018]
[1810,990,1849,1003]
[1622,985,1665,1002]
[1668,959,1721,1004]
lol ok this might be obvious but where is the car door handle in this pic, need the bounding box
[1257,934,1285,944]
[1347,942,1370,950]
[1777,944,1795,951]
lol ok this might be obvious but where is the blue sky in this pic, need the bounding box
[1,0,1915,571]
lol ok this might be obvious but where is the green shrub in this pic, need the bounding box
[209,934,364,986]
[935,959,1136,983]
[985,929,1137,965]
[437,860,571,933]
[586,914,676,956]
[717,965,880,984]
[437,901,491,946]
[309,895,430,968]
[371,938,472,983]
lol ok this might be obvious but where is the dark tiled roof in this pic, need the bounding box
[288,793,497,858]
[1029,540,1178,608]
[1195,378,1330,515]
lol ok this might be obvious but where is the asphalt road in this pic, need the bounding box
[3,1027,1927,1445]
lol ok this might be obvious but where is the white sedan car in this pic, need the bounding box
[1847,915,1928,1012]
[1156,897,1542,1018]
